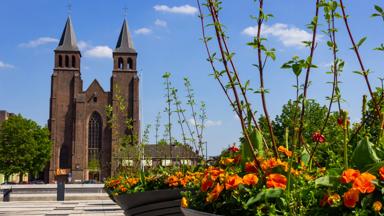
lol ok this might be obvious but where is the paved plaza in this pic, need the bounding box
[0,200,124,216]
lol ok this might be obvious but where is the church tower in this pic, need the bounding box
[48,17,83,181]
[47,17,140,183]
[110,20,140,173]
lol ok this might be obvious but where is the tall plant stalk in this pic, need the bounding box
[309,0,343,164]
[171,87,187,147]
[154,112,161,145]
[162,72,173,158]
[184,78,204,154]
[201,0,263,170]
[298,0,321,153]
[339,0,381,116]
[253,0,278,157]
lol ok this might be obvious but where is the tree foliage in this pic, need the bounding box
[0,114,52,180]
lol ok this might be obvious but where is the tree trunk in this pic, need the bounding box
[19,172,23,183]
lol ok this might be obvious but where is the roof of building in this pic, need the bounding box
[143,144,200,159]
[56,16,79,52]
[114,19,136,53]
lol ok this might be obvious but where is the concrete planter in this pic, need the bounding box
[112,189,182,216]
[181,208,221,216]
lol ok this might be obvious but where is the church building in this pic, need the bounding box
[47,17,140,183]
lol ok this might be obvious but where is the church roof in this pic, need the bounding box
[56,16,79,52]
[114,19,136,53]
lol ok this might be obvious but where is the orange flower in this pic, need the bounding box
[167,176,179,187]
[242,174,259,186]
[225,174,243,190]
[206,183,224,203]
[245,161,258,173]
[119,185,127,193]
[181,197,188,208]
[373,201,382,212]
[379,167,384,181]
[220,158,234,165]
[327,194,341,206]
[201,176,214,192]
[205,167,225,181]
[278,146,292,157]
[341,169,360,184]
[127,177,139,186]
[261,158,278,171]
[343,189,359,208]
[266,174,287,190]
[352,172,376,193]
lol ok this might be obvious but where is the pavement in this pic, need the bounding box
[0,200,124,216]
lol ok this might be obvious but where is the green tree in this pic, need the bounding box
[0,115,52,182]
[259,99,344,167]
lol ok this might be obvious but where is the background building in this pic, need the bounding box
[47,17,140,183]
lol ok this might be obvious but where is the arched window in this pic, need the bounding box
[118,57,124,69]
[58,55,63,67]
[65,55,69,67]
[72,56,76,68]
[127,58,133,70]
[88,112,102,162]
[59,145,70,169]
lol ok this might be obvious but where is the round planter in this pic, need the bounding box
[113,189,182,216]
[181,207,221,216]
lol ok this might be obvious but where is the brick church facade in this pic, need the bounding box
[48,17,140,183]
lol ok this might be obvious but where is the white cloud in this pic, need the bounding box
[205,120,223,127]
[77,41,90,50]
[155,19,167,27]
[154,4,198,15]
[135,28,152,35]
[189,118,222,127]
[19,37,58,48]
[242,23,313,48]
[84,46,112,58]
[0,61,14,69]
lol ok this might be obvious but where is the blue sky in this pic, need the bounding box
[0,0,383,156]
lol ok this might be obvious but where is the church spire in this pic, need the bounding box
[115,19,135,53]
[56,16,79,51]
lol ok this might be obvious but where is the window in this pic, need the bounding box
[58,55,63,67]
[118,57,124,69]
[122,160,133,167]
[141,160,152,167]
[65,55,69,67]
[161,159,172,166]
[127,58,133,70]
[180,160,192,166]
[88,112,102,162]
[72,56,76,68]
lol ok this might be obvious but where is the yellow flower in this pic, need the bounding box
[373,201,382,212]
[206,183,224,203]
[181,197,188,208]
[220,158,234,165]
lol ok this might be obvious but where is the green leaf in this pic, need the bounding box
[301,148,310,165]
[374,5,383,13]
[292,64,302,76]
[356,37,367,49]
[245,188,283,207]
[351,137,381,170]
[374,44,384,51]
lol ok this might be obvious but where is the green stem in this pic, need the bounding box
[343,111,349,169]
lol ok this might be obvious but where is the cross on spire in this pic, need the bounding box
[67,0,72,16]
[123,6,128,19]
